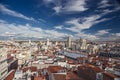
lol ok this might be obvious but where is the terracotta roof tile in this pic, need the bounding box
[34,76,45,80]
[53,74,66,80]
[104,72,117,78]
[30,66,37,72]
[5,70,15,80]
[47,66,65,73]
[84,64,103,72]
[66,71,82,80]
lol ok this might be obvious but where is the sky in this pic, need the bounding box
[0,0,120,40]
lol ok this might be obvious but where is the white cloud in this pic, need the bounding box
[98,33,120,41]
[45,30,68,38]
[0,19,118,40]
[116,33,120,36]
[43,0,54,4]
[53,6,62,13]
[98,0,111,8]
[54,25,63,30]
[63,13,111,40]
[38,18,46,23]
[0,4,35,21]
[62,0,87,12]
[0,20,69,39]
[98,0,120,15]
[96,29,110,36]
[102,7,120,15]
[65,15,109,32]
[90,30,120,40]
[63,0,117,33]
[74,32,99,40]
[74,29,120,40]
[32,27,42,32]
[45,0,88,13]
[0,19,6,23]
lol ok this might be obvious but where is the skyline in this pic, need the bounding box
[0,0,120,40]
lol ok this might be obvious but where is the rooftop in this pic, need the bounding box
[104,72,118,78]
[47,66,65,73]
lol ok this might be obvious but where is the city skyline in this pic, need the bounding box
[0,0,120,40]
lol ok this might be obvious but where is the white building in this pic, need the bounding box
[57,61,67,67]
[80,39,87,50]
[0,46,8,80]
[87,44,99,54]
[47,39,50,46]
[13,70,23,80]
[67,36,72,48]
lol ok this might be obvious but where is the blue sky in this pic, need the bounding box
[0,0,120,40]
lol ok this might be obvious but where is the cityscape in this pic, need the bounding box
[0,0,120,80]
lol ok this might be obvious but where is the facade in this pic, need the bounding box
[80,39,87,50]
[0,46,8,80]
[13,70,23,80]
[8,59,18,72]
[76,64,103,80]
[67,37,72,48]
[47,39,50,46]
[103,72,120,80]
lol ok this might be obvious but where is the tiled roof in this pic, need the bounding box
[47,66,64,73]
[53,73,66,80]
[104,72,117,78]
[77,64,103,80]
[66,71,82,80]
[5,70,15,80]
[85,64,103,72]
[34,75,45,80]
[77,64,103,73]
[30,66,37,72]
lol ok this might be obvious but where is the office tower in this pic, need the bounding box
[80,39,87,50]
[67,36,72,48]
[47,39,50,46]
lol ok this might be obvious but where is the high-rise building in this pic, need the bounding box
[80,39,87,50]
[47,39,50,46]
[67,36,72,48]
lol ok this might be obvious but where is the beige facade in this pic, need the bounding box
[0,47,8,80]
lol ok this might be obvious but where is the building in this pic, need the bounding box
[76,64,103,80]
[5,70,15,80]
[80,39,87,50]
[47,39,50,46]
[13,69,23,80]
[67,37,72,48]
[103,72,120,80]
[87,44,99,54]
[8,59,18,72]
[0,46,8,80]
